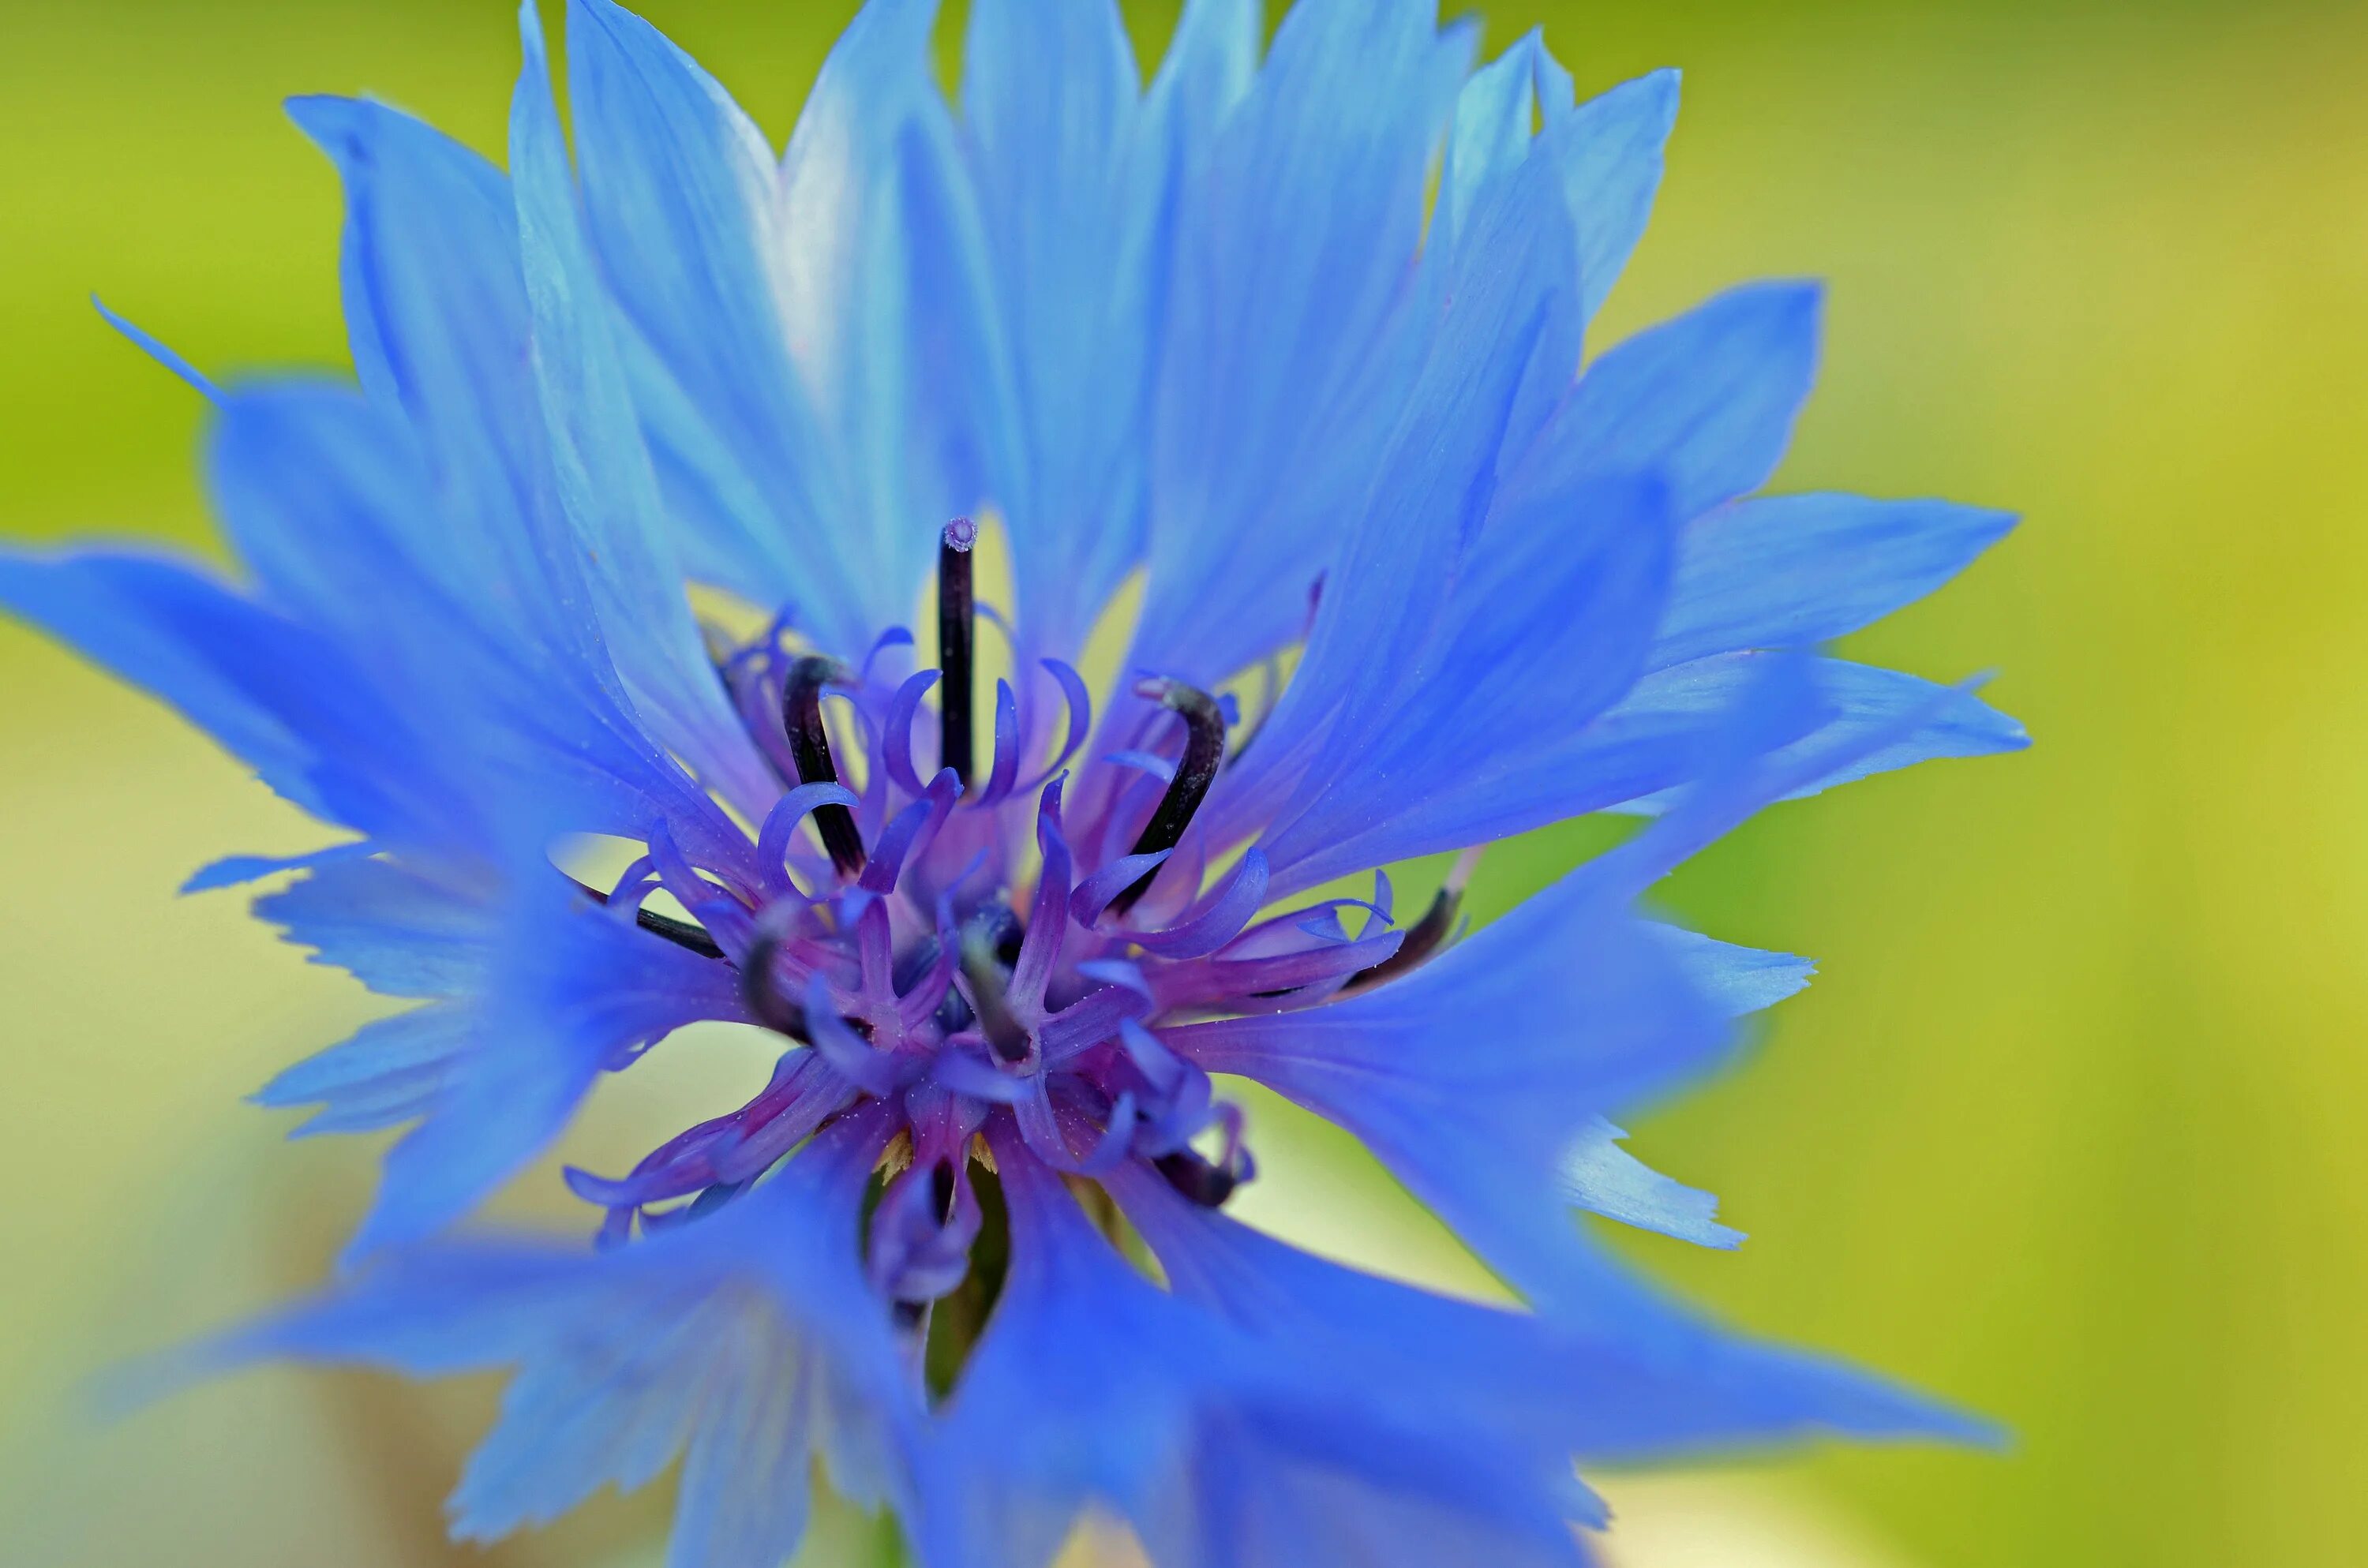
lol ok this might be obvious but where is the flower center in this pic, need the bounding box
[567,521,1462,1353]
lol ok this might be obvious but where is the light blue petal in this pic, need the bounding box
[252,1002,474,1137]
[284,94,556,620]
[1250,470,1673,894]
[961,0,1143,631]
[1210,139,1583,860]
[1540,279,1823,522]
[924,1145,1590,1568]
[91,295,220,402]
[205,379,756,874]
[1647,923,1815,1016]
[1554,69,1680,321]
[563,0,875,653]
[1654,492,2020,668]
[1114,1164,1988,1469]
[253,855,498,998]
[1562,1117,1741,1248]
[0,548,448,843]
[1130,0,1472,690]
[1168,871,1734,1290]
[1610,653,2029,813]
[1144,0,1260,153]
[769,0,1006,648]
[166,1125,916,1562]
[1441,31,1549,250]
[511,5,776,817]
[349,871,747,1262]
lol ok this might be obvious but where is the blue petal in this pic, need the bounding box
[0,547,449,843]
[1562,1117,1740,1248]
[91,295,221,402]
[1441,30,1552,251]
[511,4,777,817]
[253,855,498,998]
[166,1121,916,1562]
[760,0,1006,647]
[204,380,757,874]
[923,1143,1592,1568]
[1654,492,2019,668]
[252,1002,474,1137]
[1130,0,1472,690]
[1647,923,1814,1016]
[1112,1163,1987,1467]
[1211,137,1582,862]
[1250,470,1674,894]
[284,94,551,591]
[1610,653,2029,812]
[1553,69,1680,321]
[349,870,747,1262]
[562,0,874,653]
[1167,867,1734,1291]
[1539,279,1823,522]
[961,0,1157,656]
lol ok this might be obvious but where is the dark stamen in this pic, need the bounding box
[1155,1148,1238,1208]
[1110,678,1227,918]
[937,518,977,789]
[959,919,1032,1065]
[1346,846,1483,993]
[736,928,812,1041]
[568,876,725,960]
[782,655,867,878]
[930,1158,957,1224]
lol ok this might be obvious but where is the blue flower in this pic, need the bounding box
[9,0,2023,1562]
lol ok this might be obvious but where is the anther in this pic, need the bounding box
[959,919,1033,1065]
[1110,678,1227,917]
[1346,845,1483,993]
[937,519,977,789]
[782,656,867,878]
[1154,1148,1239,1208]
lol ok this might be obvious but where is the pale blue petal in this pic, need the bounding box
[253,855,497,998]
[1612,653,2029,812]
[511,6,777,816]
[206,379,757,873]
[1553,69,1680,320]
[1538,279,1822,522]
[1562,1117,1740,1248]
[1654,492,2019,668]
[1131,0,1471,689]
[252,1002,474,1137]
[1167,872,1734,1295]
[961,0,1160,656]
[1441,31,1549,249]
[770,0,1005,645]
[1210,140,1582,857]
[1250,470,1673,894]
[924,1146,1590,1568]
[0,548,448,843]
[1647,923,1814,1016]
[1114,1164,1986,1469]
[563,0,873,650]
[350,873,747,1262]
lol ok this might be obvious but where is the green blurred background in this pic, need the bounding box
[4,0,2364,1562]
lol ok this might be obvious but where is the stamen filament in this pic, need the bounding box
[1347,844,1484,991]
[1111,678,1227,917]
[568,876,725,960]
[782,655,867,877]
[937,518,977,789]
